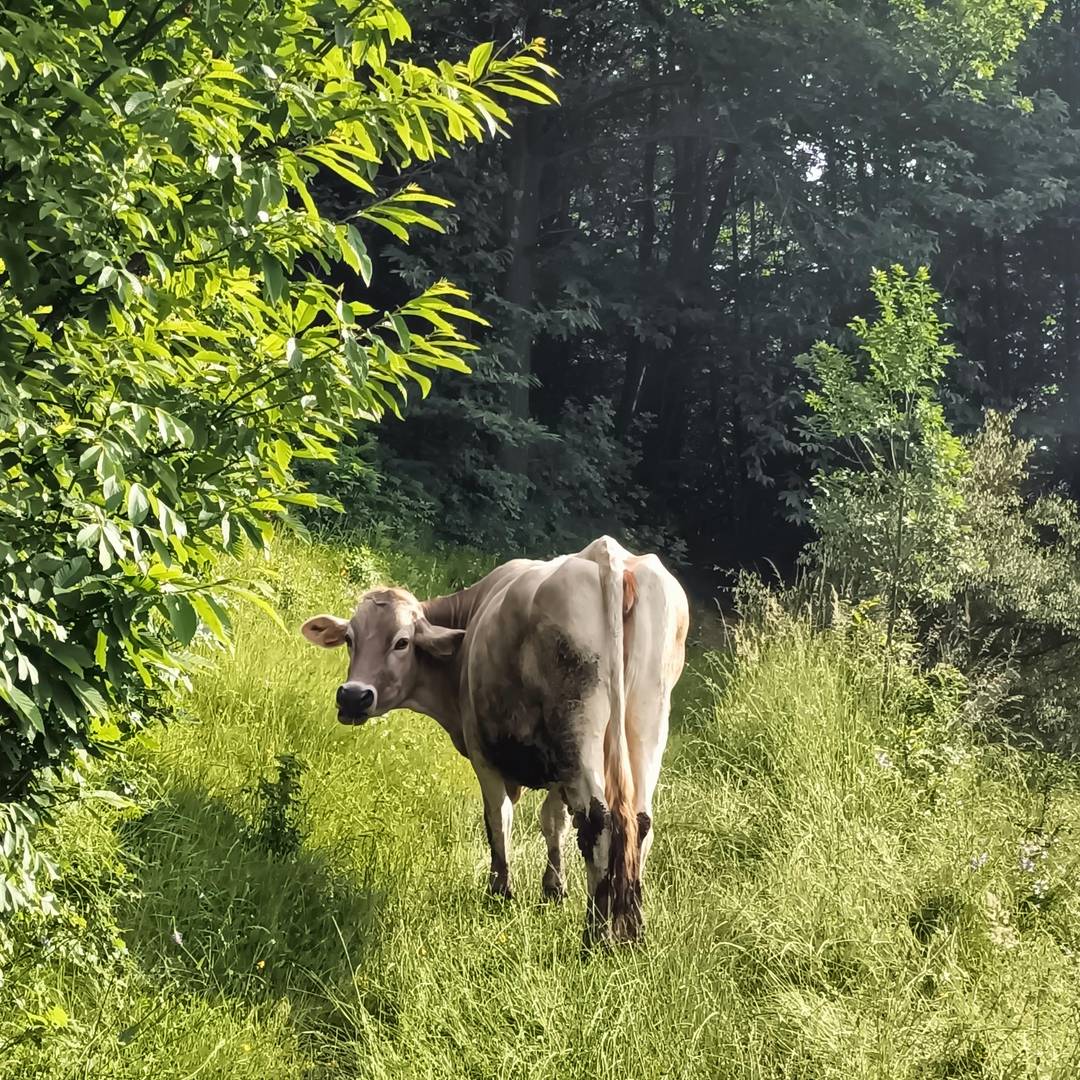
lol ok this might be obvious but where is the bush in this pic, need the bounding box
[798,264,970,639]
[0,0,556,914]
[937,410,1080,752]
[799,267,1080,752]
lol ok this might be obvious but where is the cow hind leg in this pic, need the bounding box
[539,788,570,902]
[563,751,626,950]
[474,762,515,900]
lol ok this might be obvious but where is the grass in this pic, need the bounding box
[2,538,1080,1079]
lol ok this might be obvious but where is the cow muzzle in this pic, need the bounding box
[336,682,376,725]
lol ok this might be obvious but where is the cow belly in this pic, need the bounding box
[470,623,601,790]
[479,727,572,789]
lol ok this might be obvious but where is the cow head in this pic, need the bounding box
[301,587,464,725]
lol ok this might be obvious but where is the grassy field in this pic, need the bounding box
[3,538,1080,1079]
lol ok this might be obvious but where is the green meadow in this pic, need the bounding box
[2,538,1078,1079]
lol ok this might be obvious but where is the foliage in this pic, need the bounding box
[323,0,1070,573]
[296,429,439,547]
[799,266,971,634]
[2,536,1079,1076]
[250,754,308,859]
[0,0,556,913]
[941,410,1080,751]
[891,0,1047,82]
[800,269,1080,749]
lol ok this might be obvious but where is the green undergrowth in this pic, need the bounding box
[1,538,1078,1078]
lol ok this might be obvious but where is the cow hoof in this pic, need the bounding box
[579,932,612,960]
[541,872,566,903]
[487,880,514,902]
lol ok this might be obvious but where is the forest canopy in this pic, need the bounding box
[335,0,1075,575]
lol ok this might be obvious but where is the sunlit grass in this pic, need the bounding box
[3,537,1079,1079]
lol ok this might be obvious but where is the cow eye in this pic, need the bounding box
[393,637,409,651]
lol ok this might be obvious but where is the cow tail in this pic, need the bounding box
[597,537,640,941]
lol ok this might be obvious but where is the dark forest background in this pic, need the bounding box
[308,0,1080,591]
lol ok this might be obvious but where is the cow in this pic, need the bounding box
[300,536,689,946]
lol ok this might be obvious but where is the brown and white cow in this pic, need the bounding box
[300,536,688,946]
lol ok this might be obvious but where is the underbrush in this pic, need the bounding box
[1,539,1078,1078]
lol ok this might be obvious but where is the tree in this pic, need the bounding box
[799,266,970,646]
[0,0,554,914]
[333,0,1051,572]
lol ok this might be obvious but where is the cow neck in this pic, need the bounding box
[421,587,475,630]
[405,587,476,746]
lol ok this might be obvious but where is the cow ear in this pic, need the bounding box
[300,614,348,648]
[413,620,465,659]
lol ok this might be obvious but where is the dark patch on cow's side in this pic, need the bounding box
[483,734,564,790]
[637,812,652,844]
[574,797,608,861]
[475,625,599,790]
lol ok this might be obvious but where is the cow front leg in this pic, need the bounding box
[539,787,571,902]
[474,762,515,900]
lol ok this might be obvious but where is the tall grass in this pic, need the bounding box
[2,539,1078,1079]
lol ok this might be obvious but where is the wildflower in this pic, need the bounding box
[874,750,894,770]
[256,959,266,970]
[969,852,988,871]
[1018,839,1046,875]
[170,929,183,947]
[1032,879,1049,899]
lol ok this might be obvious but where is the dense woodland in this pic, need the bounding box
[307,0,1080,579]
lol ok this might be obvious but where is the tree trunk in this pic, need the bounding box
[616,73,659,440]
[498,1,544,476]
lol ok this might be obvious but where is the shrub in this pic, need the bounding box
[939,410,1080,751]
[798,265,970,644]
[0,0,556,914]
[799,267,1080,751]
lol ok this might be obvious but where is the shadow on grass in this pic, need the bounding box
[116,783,399,1047]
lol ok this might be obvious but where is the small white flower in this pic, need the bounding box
[1018,839,1046,874]
[874,750,894,770]
[170,929,183,947]
[969,852,988,871]
[1033,879,1049,898]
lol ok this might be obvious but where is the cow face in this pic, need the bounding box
[301,587,464,725]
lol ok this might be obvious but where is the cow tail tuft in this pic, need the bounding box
[596,537,640,942]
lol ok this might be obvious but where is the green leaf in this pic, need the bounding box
[261,254,287,304]
[86,789,136,810]
[467,42,494,80]
[127,483,150,524]
[339,225,373,285]
[389,315,411,350]
[0,682,42,733]
[163,595,198,645]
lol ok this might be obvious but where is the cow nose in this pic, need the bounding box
[336,682,375,715]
